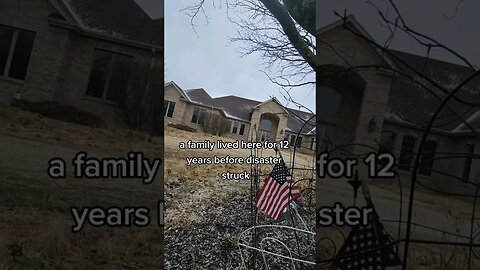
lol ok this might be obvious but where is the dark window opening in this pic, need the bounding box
[232,122,239,134]
[86,49,133,102]
[0,25,35,80]
[191,107,205,124]
[239,123,245,135]
[290,134,296,147]
[398,136,416,171]
[296,136,302,148]
[310,137,315,150]
[419,140,437,176]
[164,101,175,118]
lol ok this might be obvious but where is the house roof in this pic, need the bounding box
[317,16,480,134]
[387,50,480,133]
[51,0,163,48]
[184,89,214,106]
[179,86,316,134]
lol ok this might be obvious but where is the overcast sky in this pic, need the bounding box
[135,0,164,19]
[317,0,480,67]
[165,1,315,112]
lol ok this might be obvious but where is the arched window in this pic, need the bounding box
[398,135,416,171]
[419,140,437,176]
[260,119,272,131]
[318,85,342,116]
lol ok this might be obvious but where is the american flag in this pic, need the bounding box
[329,210,402,270]
[255,159,301,221]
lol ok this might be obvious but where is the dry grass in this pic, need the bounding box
[0,105,163,269]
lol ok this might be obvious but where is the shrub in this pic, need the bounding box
[202,112,231,136]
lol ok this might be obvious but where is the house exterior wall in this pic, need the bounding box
[164,84,188,126]
[249,100,289,141]
[53,33,159,126]
[226,120,250,140]
[382,121,480,195]
[0,0,163,127]
[0,0,68,103]
[317,24,393,157]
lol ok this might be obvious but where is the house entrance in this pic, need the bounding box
[258,113,280,141]
[259,119,272,141]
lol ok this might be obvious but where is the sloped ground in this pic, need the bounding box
[164,127,317,269]
[0,105,163,269]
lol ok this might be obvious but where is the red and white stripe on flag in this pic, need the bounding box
[255,175,301,220]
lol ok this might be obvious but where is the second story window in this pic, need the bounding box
[0,25,35,80]
[86,49,133,102]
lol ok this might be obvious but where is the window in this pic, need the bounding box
[310,137,315,150]
[290,134,296,146]
[231,122,246,135]
[463,144,475,181]
[86,49,133,102]
[239,123,245,135]
[232,122,239,134]
[318,85,342,116]
[398,136,416,171]
[260,119,272,131]
[164,100,175,118]
[0,25,35,80]
[296,136,303,148]
[191,107,206,124]
[419,140,437,176]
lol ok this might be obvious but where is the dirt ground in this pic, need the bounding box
[0,106,163,269]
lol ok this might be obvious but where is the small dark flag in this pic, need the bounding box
[255,159,300,220]
[329,210,402,270]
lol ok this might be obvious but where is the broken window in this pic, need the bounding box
[0,25,35,80]
[86,49,133,102]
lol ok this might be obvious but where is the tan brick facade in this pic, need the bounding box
[0,0,163,126]
[317,17,480,189]
[164,83,315,153]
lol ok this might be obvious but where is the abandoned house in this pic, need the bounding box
[317,15,480,193]
[0,0,163,125]
[164,81,316,153]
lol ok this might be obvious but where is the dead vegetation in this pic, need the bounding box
[0,105,163,269]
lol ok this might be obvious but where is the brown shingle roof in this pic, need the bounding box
[60,0,163,47]
[181,87,316,134]
[387,50,480,132]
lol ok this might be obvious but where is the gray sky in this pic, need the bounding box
[135,0,164,19]
[165,1,315,112]
[317,0,480,67]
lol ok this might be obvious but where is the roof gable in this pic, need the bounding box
[50,0,163,48]
[317,15,395,69]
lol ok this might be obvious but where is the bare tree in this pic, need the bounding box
[317,1,480,269]
[182,0,315,88]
